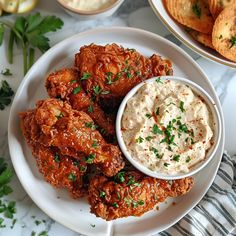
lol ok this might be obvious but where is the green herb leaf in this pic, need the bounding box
[112,202,119,208]
[145,113,152,119]
[152,124,163,135]
[68,173,76,182]
[88,104,94,113]
[93,85,102,95]
[1,68,12,76]
[54,153,60,163]
[186,156,192,163]
[145,136,154,141]
[0,24,5,46]
[173,155,180,162]
[156,77,163,84]
[136,136,144,144]
[80,72,91,80]
[192,3,201,18]
[14,17,26,34]
[73,86,81,95]
[38,231,48,236]
[156,107,160,115]
[85,122,97,130]
[114,171,125,183]
[164,163,170,167]
[179,101,185,112]
[106,72,113,85]
[229,36,236,48]
[0,80,14,110]
[85,154,96,164]
[99,191,106,198]
[90,224,95,228]
[92,139,98,148]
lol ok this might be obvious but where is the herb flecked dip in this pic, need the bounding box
[121,78,214,175]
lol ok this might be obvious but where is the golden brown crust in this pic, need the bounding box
[164,0,214,34]
[212,3,236,62]
[188,29,214,49]
[88,171,194,220]
[209,0,236,19]
[75,43,173,111]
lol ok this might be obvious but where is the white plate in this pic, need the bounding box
[8,27,225,236]
[148,0,236,68]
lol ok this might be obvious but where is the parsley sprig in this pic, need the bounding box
[0,13,63,75]
[0,80,14,110]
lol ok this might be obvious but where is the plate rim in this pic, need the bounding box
[8,26,225,236]
[148,0,236,68]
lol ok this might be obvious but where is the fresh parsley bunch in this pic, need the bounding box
[0,13,63,75]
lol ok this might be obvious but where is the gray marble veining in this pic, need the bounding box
[0,0,236,235]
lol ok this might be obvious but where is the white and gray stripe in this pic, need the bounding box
[156,153,236,236]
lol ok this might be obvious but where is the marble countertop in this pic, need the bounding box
[0,0,235,235]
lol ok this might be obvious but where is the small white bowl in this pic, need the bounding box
[116,76,222,180]
[57,0,124,20]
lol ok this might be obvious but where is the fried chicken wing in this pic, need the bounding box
[45,68,115,142]
[20,110,87,198]
[75,44,173,111]
[22,98,124,177]
[88,170,194,220]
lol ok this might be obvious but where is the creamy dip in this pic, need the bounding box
[62,0,117,11]
[121,78,214,175]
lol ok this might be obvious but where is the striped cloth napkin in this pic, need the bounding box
[159,153,236,236]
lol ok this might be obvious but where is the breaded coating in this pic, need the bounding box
[45,68,115,142]
[75,44,173,111]
[21,98,124,177]
[88,171,194,220]
[20,110,87,198]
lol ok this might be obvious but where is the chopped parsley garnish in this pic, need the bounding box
[88,104,94,113]
[70,79,76,83]
[72,86,81,95]
[99,191,106,198]
[126,72,132,78]
[85,122,97,130]
[68,173,76,181]
[92,139,98,148]
[150,147,162,159]
[186,156,192,163]
[112,202,119,208]
[191,138,195,145]
[80,72,91,80]
[135,71,141,76]
[156,77,163,84]
[152,124,163,135]
[167,102,176,107]
[115,72,122,81]
[114,171,125,183]
[156,107,160,115]
[90,224,95,228]
[85,154,96,164]
[127,175,141,187]
[136,136,144,144]
[0,80,14,110]
[179,101,185,112]
[1,68,12,76]
[137,200,144,205]
[106,72,113,85]
[72,160,79,166]
[177,120,188,133]
[93,85,102,95]
[145,113,152,119]
[164,163,170,167]
[80,166,87,172]
[229,36,236,48]
[192,3,201,18]
[173,155,180,162]
[54,153,60,163]
[55,112,63,119]
[35,220,41,225]
[145,136,154,141]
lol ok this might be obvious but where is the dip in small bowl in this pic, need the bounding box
[116,76,221,179]
[57,0,124,20]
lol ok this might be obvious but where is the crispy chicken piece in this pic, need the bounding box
[88,171,194,220]
[20,110,88,198]
[45,68,115,142]
[75,43,173,111]
[24,98,124,176]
